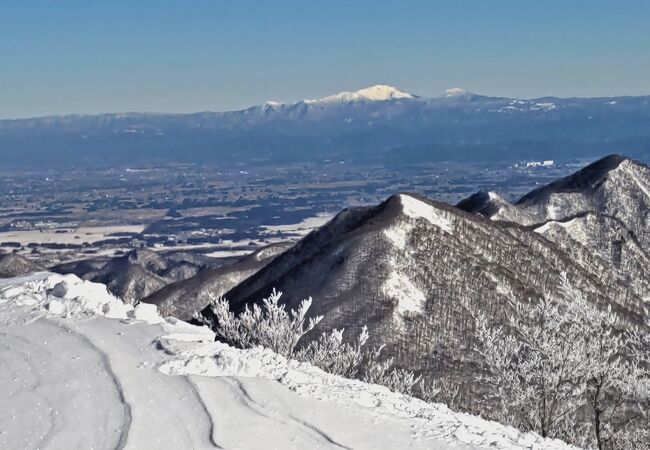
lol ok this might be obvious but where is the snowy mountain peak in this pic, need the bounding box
[394,194,453,233]
[443,88,468,97]
[456,191,501,213]
[456,191,533,224]
[310,84,415,104]
[352,84,414,100]
[440,88,484,101]
[615,156,647,175]
[517,154,631,206]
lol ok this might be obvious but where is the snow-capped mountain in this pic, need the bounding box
[305,84,416,103]
[519,156,650,245]
[243,84,418,118]
[3,86,650,167]
[456,191,533,224]
[459,155,650,298]
[205,191,646,410]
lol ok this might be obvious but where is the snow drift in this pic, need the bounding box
[0,272,575,449]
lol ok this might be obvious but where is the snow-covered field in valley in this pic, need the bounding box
[0,273,574,450]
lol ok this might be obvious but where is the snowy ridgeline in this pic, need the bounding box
[0,272,575,450]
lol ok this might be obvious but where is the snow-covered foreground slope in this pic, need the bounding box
[0,273,574,450]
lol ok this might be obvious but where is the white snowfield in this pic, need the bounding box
[0,273,575,450]
[382,194,453,318]
[306,84,415,104]
[399,194,454,234]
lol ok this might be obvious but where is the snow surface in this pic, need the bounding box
[621,160,650,200]
[383,225,409,249]
[383,194,454,250]
[534,218,590,246]
[444,88,468,97]
[399,194,454,233]
[381,270,427,315]
[308,84,414,104]
[0,273,575,450]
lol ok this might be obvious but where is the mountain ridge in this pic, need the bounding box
[5,85,650,121]
[141,242,294,320]
[0,253,46,278]
[203,189,647,410]
[459,154,650,299]
[3,88,650,167]
[516,154,631,205]
[52,248,214,303]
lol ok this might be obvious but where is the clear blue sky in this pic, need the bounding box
[1,0,649,118]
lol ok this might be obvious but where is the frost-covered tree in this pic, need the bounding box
[197,289,423,397]
[611,328,650,450]
[200,289,322,357]
[295,326,370,377]
[374,368,422,395]
[475,276,650,449]
[559,281,646,450]
[415,378,461,409]
[358,345,393,382]
[475,295,590,440]
[295,326,422,395]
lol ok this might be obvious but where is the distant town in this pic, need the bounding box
[0,158,581,266]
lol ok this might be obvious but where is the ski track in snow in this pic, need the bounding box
[0,321,128,449]
[58,322,134,450]
[0,273,576,450]
[224,377,350,449]
[185,377,223,449]
[234,377,352,450]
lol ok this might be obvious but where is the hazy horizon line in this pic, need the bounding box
[3,85,650,121]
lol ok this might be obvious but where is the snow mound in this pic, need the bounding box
[160,341,574,450]
[0,272,173,325]
[0,272,133,321]
[131,302,165,324]
[0,273,575,449]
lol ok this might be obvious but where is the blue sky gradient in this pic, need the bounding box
[1,0,649,118]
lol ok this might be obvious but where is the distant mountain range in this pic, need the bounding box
[141,242,293,319]
[2,85,650,167]
[0,253,45,278]
[51,249,215,303]
[44,243,292,316]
